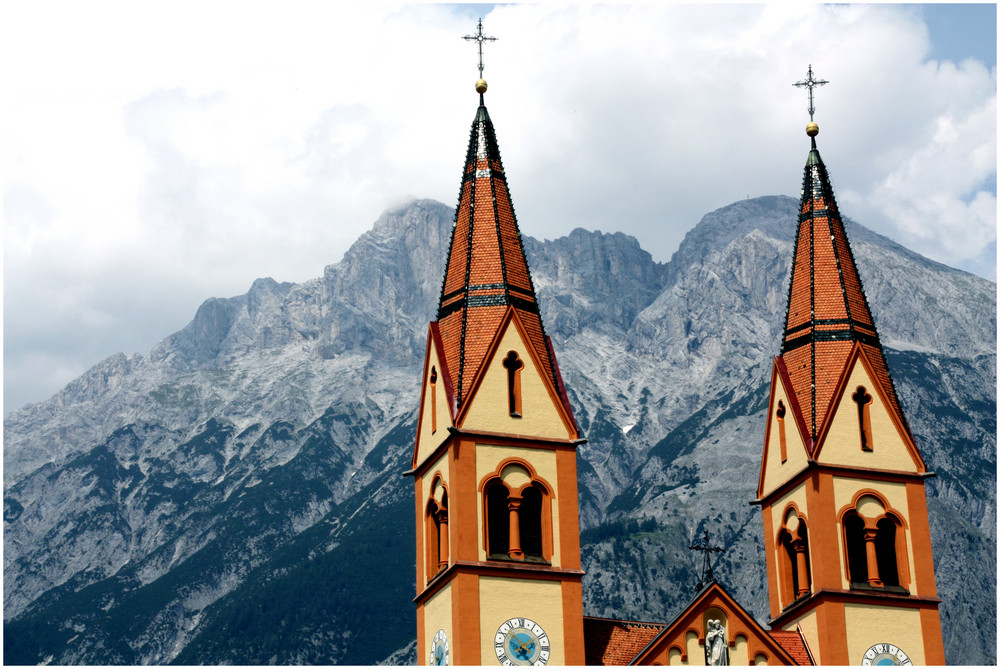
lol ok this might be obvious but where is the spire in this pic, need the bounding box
[436,24,559,409]
[780,69,909,442]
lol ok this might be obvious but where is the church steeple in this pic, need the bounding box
[756,68,944,666]
[410,23,584,666]
[436,101,561,411]
[780,125,909,443]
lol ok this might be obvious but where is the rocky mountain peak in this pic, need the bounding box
[3,196,995,665]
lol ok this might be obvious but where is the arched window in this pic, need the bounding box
[486,482,510,558]
[780,525,810,599]
[481,462,553,563]
[844,512,869,586]
[520,485,544,560]
[426,479,449,583]
[876,517,900,587]
[777,507,810,608]
[841,495,910,592]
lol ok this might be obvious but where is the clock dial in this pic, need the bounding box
[430,629,449,666]
[494,618,550,666]
[861,643,912,666]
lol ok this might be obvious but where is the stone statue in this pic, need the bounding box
[706,619,729,666]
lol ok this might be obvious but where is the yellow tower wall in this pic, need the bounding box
[478,577,565,665]
[422,585,453,665]
[844,603,925,665]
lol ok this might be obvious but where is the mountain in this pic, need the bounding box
[4,196,995,665]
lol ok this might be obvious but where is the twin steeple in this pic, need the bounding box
[780,67,909,444]
[436,30,562,412]
[757,68,943,665]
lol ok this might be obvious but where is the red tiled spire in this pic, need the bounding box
[436,102,558,408]
[780,137,909,442]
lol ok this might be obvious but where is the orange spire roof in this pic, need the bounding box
[780,138,909,443]
[436,102,559,408]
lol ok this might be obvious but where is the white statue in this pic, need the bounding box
[706,619,729,666]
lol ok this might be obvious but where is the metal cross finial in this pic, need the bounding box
[689,528,725,591]
[463,18,497,78]
[794,64,829,122]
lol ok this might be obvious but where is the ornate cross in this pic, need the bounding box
[689,528,725,591]
[794,64,829,121]
[463,18,497,78]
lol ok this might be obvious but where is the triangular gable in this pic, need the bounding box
[757,357,814,499]
[630,582,800,666]
[812,342,926,472]
[412,322,458,470]
[456,306,578,440]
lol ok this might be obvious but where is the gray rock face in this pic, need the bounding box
[3,196,995,665]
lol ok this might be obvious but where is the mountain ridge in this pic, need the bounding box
[4,196,995,664]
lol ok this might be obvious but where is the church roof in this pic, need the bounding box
[769,629,815,665]
[436,101,562,411]
[779,136,910,444]
[582,617,666,665]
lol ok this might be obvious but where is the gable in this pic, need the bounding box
[413,324,456,470]
[758,358,812,499]
[633,583,800,666]
[814,344,925,473]
[458,308,576,440]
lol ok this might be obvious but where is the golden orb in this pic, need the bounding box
[806,121,819,137]
[475,78,488,94]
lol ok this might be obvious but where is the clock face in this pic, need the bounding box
[861,643,912,666]
[430,629,449,666]
[494,618,550,666]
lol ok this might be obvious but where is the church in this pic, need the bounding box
[406,23,945,666]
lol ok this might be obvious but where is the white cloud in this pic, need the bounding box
[2,2,995,411]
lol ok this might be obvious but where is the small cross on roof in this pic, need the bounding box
[794,64,829,122]
[689,528,725,591]
[463,18,497,78]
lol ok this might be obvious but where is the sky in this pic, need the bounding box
[3,2,996,413]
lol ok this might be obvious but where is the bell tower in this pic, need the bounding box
[408,20,585,666]
[755,67,945,665]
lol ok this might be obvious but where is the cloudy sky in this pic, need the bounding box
[3,2,996,412]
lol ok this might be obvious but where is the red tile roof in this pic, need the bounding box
[583,616,665,665]
[780,142,910,445]
[769,629,814,665]
[436,103,566,413]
